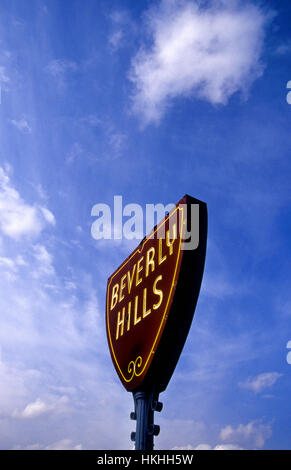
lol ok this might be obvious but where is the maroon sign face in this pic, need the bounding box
[106,195,207,392]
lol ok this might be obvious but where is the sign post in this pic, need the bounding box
[130,390,161,450]
[106,195,207,449]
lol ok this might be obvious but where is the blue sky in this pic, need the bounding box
[0,0,290,450]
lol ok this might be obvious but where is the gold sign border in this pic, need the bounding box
[106,206,184,384]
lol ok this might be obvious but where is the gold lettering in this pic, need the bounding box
[134,295,141,325]
[145,247,155,277]
[116,307,125,340]
[111,283,119,310]
[142,288,151,318]
[158,238,167,265]
[119,274,127,302]
[166,223,177,255]
[127,301,131,331]
[127,264,136,294]
[153,275,163,310]
[136,256,144,286]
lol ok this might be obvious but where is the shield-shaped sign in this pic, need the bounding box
[106,195,207,392]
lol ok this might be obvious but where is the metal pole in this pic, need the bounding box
[130,390,163,450]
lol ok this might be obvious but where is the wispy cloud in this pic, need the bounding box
[66,142,84,164]
[0,256,17,271]
[32,244,55,278]
[108,9,136,52]
[219,420,272,449]
[45,59,78,77]
[201,276,237,299]
[13,439,83,450]
[80,115,127,160]
[239,372,282,394]
[0,66,9,84]
[12,396,69,419]
[213,444,244,450]
[0,163,133,449]
[130,0,270,124]
[274,40,291,55]
[9,118,32,133]
[173,443,244,450]
[41,439,82,450]
[109,132,127,159]
[0,167,55,239]
[109,30,124,51]
[41,207,56,226]
[171,420,272,450]
[45,59,78,90]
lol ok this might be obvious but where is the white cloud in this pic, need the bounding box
[0,192,130,447]
[32,183,47,201]
[159,418,207,449]
[109,30,124,51]
[81,114,101,127]
[13,398,51,419]
[274,40,291,56]
[81,116,127,160]
[172,443,210,450]
[33,244,55,277]
[194,444,212,450]
[9,118,32,134]
[173,443,244,450]
[15,255,26,266]
[45,59,77,77]
[65,280,77,290]
[201,276,236,298]
[0,166,55,239]
[44,439,82,450]
[239,372,282,394]
[171,419,272,450]
[45,59,78,90]
[130,0,270,124]
[219,420,272,449]
[66,142,84,164]
[12,395,69,419]
[41,207,56,225]
[109,132,127,158]
[0,257,16,271]
[13,439,83,450]
[0,66,9,84]
[108,9,136,52]
[214,443,244,450]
